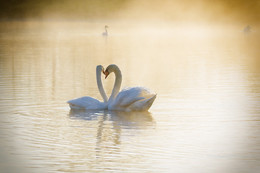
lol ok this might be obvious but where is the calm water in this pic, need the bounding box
[0,21,259,173]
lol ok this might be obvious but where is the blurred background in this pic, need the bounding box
[0,0,259,24]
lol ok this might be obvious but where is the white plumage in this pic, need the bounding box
[67,64,156,111]
[104,64,156,111]
[108,87,156,111]
[68,96,107,110]
[67,65,108,110]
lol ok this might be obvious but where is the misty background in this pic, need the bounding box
[0,0,259,25]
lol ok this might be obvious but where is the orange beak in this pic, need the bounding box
[103,70,109,79]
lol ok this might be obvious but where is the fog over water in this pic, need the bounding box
[1,0,259,24]
[0,1,259,173]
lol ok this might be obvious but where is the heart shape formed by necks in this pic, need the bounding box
[68,64,156,111]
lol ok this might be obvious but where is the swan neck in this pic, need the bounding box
[109,67,122,102]
[96,67,108,102]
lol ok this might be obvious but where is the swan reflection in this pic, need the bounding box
[69,109,155,159]
[69,109,154,127]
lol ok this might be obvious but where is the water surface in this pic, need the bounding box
[0,21,259,173]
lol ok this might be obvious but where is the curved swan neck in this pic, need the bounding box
[108,65,122,102]
[96,66,108,102]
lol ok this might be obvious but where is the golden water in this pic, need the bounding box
[0,21,259,173]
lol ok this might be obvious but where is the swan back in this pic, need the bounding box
[108,87,156,111]
[67,96,107,110]
[127,94,156,111]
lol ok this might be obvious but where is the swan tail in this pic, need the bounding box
[67,99,85,109]
[128,94,157,111]
[67,96,106,110]
[143,94,157,110]
[68,103,84,110]
[67,97,90,108]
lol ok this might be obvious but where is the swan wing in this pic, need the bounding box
[114,87,146,107]
[109,87,156,111]
[67,96,106,110]
[127,94,157,111]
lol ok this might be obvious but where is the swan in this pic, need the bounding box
[103,64,156,111]
[67,65,108,110]
[102,25,108,36]
[243,25,251,34]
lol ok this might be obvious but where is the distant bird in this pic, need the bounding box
[102,25,109,36]
[243,25,251,34]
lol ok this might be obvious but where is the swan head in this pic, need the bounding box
[104,70,109,79]
[96,65,104,72]
[105,25,109,29]
[103,64,119,79]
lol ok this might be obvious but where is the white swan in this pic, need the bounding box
[67,65,108,110]
[103,64,156,111]
[102,25,108,36]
